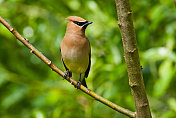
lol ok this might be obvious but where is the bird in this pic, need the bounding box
[60,16,92,88]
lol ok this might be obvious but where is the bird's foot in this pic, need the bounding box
[76,81,81,89]
[63,70,70,80]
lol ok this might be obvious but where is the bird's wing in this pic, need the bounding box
[82,45,90,88]
[60,48,72,77]
[60,48,69,71]
[84,43,91,78]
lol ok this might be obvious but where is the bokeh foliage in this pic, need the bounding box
[0,0,176,118]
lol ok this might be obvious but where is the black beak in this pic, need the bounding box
[86,21,93,25]
[82,21,93,29]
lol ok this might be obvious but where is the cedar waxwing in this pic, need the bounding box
[60,16,92,88]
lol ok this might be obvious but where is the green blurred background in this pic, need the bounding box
[0,0,176,118]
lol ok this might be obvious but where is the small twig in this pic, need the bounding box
[0,16,135,118]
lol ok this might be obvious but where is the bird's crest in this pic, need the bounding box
[66,16,86,22]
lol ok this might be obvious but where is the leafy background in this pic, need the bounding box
[0,0,176,118]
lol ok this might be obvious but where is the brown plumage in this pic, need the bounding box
[60,16,92,88]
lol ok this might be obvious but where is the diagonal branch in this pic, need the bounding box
[0,16,135,118]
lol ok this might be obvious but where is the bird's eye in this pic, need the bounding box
[73,21,88,26]
[77,22,80,25]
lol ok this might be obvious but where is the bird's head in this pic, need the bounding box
[66,16,93,32]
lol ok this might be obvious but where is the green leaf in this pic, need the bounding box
[153,60,175,97]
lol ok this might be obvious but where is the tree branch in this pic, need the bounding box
[115,0,152,118]
[0,16,135,118]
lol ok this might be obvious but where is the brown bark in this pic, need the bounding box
[115,0,152,118]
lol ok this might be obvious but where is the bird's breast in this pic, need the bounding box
[61,37,90,74]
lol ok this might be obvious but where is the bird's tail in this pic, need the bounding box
[81,77,88,88]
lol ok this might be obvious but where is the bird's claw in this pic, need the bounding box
[76,81,81,89]
[63,70,70,80]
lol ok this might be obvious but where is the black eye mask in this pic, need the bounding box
[72,21,88,26]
